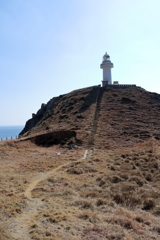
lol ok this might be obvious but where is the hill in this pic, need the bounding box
[20,86,100,146]
[0,85,160,240]
[20,85,160,149]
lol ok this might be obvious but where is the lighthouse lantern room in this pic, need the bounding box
[100,52,114,87]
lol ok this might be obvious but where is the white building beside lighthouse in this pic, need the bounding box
[100,52,114,87]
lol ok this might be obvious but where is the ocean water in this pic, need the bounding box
[0,126,24,140]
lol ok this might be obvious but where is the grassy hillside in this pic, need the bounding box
[0,86,160,239]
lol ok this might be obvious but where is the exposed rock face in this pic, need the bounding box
[20,85,160,148]
[19,95,65,135]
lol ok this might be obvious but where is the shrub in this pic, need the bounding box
[85,192,98,198]
[77,114,84,119]
[145,173,153,182]
[96,199,106,206]
[113,193,141,208]
[82,227,107,239]
[81,201,93,210]
[113,194,123,204]
[110,175,123,183]
[129,176,144,186]
[142,198,156,210]
[66,167,83,175]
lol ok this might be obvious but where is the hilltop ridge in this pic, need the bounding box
[20,85,160,149]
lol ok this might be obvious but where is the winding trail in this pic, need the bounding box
[24,165,63,200]
[8,150,91,240]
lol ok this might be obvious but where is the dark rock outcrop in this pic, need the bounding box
[31,130,76,147]
[19,95,65,135]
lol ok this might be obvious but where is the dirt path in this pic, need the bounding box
[25,149,90,200]
[24,165,63,200]
[8,150,90,240]
[7,199,42,240]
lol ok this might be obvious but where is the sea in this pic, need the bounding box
[0,125,24,140]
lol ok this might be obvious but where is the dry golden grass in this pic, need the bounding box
[0,138,160,239]
[2,86,160,239]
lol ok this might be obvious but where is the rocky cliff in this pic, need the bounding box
[19,86,100,146]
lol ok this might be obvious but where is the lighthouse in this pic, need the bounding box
[100,52,114,87]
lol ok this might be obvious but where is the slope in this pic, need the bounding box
[20,86,160,150]
[1,85,160,239]
[94,86,160,149]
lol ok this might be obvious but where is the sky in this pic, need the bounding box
[0,0,160,125]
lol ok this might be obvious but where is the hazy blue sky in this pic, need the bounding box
[1,0,160,125]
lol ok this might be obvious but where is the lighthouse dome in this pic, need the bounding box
[103,52,110,61]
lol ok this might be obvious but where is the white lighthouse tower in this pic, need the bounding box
[100,52,114,87]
